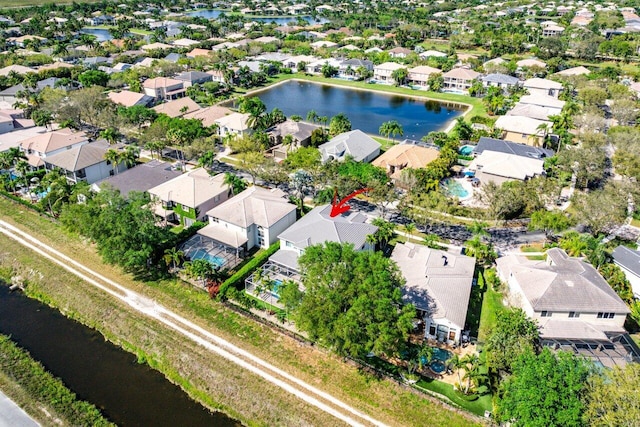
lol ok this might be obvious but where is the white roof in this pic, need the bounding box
[517,58,547,68]
[374,62,406,71]
[495,115,551,135]
[518,94,566,109]
[148,169,229,208]
[469,150,545,181]
[205,186,295,228]
[215,112,250,132]
[524,77,563,90]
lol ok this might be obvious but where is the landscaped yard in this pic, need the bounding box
[477,269,506,343]
[520,243,546,260]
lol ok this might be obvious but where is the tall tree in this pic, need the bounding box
[485,308,539,375]
[496,348,592,427]
[584,360,640,426]
[378,120,404,143]
[292,243,416,357]
[328,113,352,137]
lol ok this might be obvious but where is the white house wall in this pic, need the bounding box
[614,262,640,299]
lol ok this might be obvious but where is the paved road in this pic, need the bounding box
[0,220,386,427]
[0,390,39,427]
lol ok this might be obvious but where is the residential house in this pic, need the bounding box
[494,115,551,146]
[147,169,230,226]
[88,15,113,26]
[19,128,88,168]
[152,97,201,118]
[480,73,520,91]
[339,58,374,79]
[0,64,34,77]
[473,137,554,158]
[419,50,447,59]
[175,71,213,88]
[391,242,476,345]
[554,66,591,77]
[281,55,318,70]
[408,65,441,87]
[0,126,47,153]
[442,67,481,92]
[215,112,251,139]
[388,47,412,58]
[143,77,185,101]
[319,130,381,163]
[141,42,173,52]
[183,106,233,128]
[496,248,636,367]
[523,77,563,98]
[468,150,546,186]
[261,204,378,277]
[517,93,565,112]
[310,40,338,49]
[0,77,68,104]
[373,62,406,84]
[306,58,342,74]
[206,70,227,85]
[612,246,640,298]
[516,58,547,70]
[268,120,320,161]
[43,139,127,184]
[198,186,297,254]
[108,90,154,107]
[372,143,439,181]
[541,23,565,37]
[91,159,181,197]
[187,48,212,58]
[172,38,200,48]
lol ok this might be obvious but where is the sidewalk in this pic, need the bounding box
[0,390,40,427]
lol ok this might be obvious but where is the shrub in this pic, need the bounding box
[217,241,280,299]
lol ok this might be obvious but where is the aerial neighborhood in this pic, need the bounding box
[0,0,639,426]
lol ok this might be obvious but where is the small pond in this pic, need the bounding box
[233,80,464,139]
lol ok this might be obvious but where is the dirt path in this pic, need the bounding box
[0,220,387,427]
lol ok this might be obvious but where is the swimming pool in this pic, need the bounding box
[441,178,470,199]
[459,145,475,156]
[270,279,283,298]
[190,249,225,268]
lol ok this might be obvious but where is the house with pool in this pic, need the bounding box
[497,248,639,367]
[391,242,476,346]
[245,204,378,303]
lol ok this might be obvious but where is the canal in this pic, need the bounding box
[239,80,465,139]
[0,284,240,427]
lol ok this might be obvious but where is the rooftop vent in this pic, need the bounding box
[566,280,574,287]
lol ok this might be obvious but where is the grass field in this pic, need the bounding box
[0,0,99,7]
[0,196,480,427]
[477,270,506,343]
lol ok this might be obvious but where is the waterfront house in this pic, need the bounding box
[43,139,127,184]
[373,62,406,84]
[372,143,439,181]
[408,65,441,87]
[183,106,233,128]
[147,169,230,226]
[474,137,554,158]
[391,242,476,345]
[143,77,185,101]
[480,73,520,92]
[468,150,546,186]
[318,130,381,163]
[496,248,636,367]
[267,120,320,161]
[442,67,481,92]
[175,71,213,88]
[198,186,297,254]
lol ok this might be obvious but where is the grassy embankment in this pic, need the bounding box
[0,334,114,427]
[0,197,480,427]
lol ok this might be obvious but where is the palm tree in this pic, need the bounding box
[183,259,216,287]
[405,223,416,241]
[118,146,138,169]
[223,172,247,196]
[450,354,465,390]
[391,67,408,86]
[198,150,216,170]
[163,247,184,271]
[104,149,121,175]
[100,127,120,145]
[379,120,404,143]
[306,110,319,124]
[466,220,488,238]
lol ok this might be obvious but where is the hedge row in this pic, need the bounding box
[217,241,280,299]
[0,190,49,216]
[0,334,114,426]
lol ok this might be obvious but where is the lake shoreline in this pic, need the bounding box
[228,76,470,136]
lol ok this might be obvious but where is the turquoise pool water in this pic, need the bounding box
[459,145,475,156]
[191,249,225,268]
[442,178,469,199]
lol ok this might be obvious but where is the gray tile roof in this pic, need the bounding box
[319,129,381,162]
[44,139,111,172]
[481,73,520,85]
[93,160,181,196]
[474,136,554,158]
[496,248,630,313]
[612,245,640,277]
[538,319,624,340]
[391,242,475,329]
[278,204,378,251]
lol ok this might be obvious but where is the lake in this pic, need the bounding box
[240,80,465,139]
[186,9,328,25]
[80,28,114,42]
[0,284,239,427]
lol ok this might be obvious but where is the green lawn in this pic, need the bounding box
[477,270,506,343]
[415,379,492,417]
